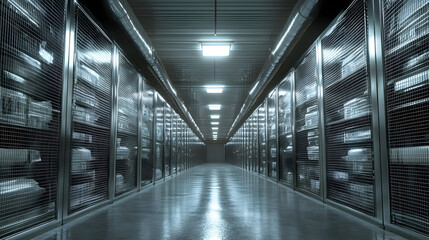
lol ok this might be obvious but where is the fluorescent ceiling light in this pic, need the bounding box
[213,132,218,135]
[206,85,224,94]
[209,104,221,110]
[211,122,219,125]
[212,127,218,130]
[202,44,230,56]
[211,115,220,119]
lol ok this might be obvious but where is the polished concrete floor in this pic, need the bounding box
[35,164,404,240]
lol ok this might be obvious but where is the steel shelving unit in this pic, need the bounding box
[321,0,376,215]
[381,0,429,236]
[114,52,139,196]
[278,72,294,186]
[294,46,321,196]
[0,0,67,237]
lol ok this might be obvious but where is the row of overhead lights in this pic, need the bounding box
[202,43,231,140]
[206,86,223,140]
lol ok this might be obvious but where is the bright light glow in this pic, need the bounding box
[212,127,218,130]
[272,14,298,55]
[213,132,218,136]
[206,88,223,93]
[211,115,220,119]
[202,45,230,56]
[213,135,218,138]
[209,104,221,110]
[249,81,259,95]
[206,85,224,94]
[211,122,219,125]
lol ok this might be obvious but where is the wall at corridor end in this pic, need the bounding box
[206,144,225,163]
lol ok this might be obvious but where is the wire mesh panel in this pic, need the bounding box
[154,93,164,181]
[295,46,320,196]
[177,119,184,172]
[252,112,259,172]
[383,0,429,235]
[115,52,138,196]
[0,0,66,237]
[268,89,278,179]
[321,0,375,215]
[69,5,112,213]
[171,112,177,174]
[258,102,267,174]
[141,80,153,185]
[278,72,294,185]
[164,104,171,177]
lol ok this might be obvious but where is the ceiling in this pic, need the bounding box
[127,0,298,141]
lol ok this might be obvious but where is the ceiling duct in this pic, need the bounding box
[107,0,204,140]
[227,0,319,139]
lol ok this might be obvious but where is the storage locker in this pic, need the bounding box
[115,52,139,196]
[267,88,278,179]
[164,104,172,177]
[258,102,267,174]
[382,0,429,236]
[0,0,66,236]
[69,5,112,213]
[278,72,294,185]
[141,80,154,185]
[320,0,375,215]
[252,112,259,172]
[295,46,320,196]
[177,119,184,172]
[171,112,178,175]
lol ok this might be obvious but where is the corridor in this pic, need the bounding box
[35,164,403,240]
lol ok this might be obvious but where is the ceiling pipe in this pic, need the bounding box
[107,0,205,141]
[227,0,319,140]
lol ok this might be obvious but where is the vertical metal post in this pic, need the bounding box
[367,0,385,224]
[162,102,165,179]
[265,99,269,177]
[109,45,119,201]
[256,110,260,174]
[152,93,157,184]
[291,69,297,190]
[316,39,327,202]
[275,87,280,182]
[136,75,143,191]
[59,0,76,221]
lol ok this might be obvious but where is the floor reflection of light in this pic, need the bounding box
[204,174,223,240]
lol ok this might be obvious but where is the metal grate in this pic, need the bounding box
[258,102,267,174]
[383,0,429,235]
[115,52,139,196]
[295,46,320,195]
[70,5,112,213]
[171,112,178,175]
[141,80,153,185]
[321,0,375,215]
[267,89,277,178]
[278,72,294,185]
[154,93,164,181]
[0,0,66,237]
[252,112,259,172]
[164,104,171,177]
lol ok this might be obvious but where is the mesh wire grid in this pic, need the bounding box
[69,5,113,213]
[0,0,66,236]
[294,46,320,195]
[383,0,429,235]
[115,52,139,196]
[321,0,375,215]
